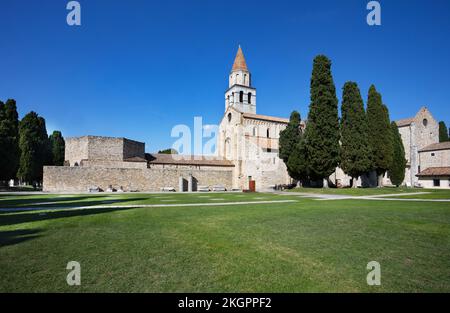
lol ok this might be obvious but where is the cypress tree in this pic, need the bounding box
[287,137,309,183]
[0,99,20,183]
[49,130,65,166]
[367,85,393,186]
[340,82,371,186]
[279,111,301,164]
[303,55,340,186]
[17,112,51,185]
[388,122,407,187]
[439,121,449,142]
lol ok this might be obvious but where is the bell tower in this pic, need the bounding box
[224,46,256,114]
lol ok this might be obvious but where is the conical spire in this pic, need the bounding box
[232,45,248,72]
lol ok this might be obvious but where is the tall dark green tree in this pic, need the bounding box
[49,131,65,166]
[366,85,393,186]
[388,122,407,187]
[279,110,301,164]
[439,121,449,142]
[17,112,51,185]
[303,55,340,186]
[287,137,309,183]
[340,82,371,186]
[0,99,20,183]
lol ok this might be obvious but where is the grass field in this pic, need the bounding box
[290,186,421,196]
[1,190,450,292]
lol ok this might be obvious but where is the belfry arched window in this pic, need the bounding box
[239,91,243,103]
[248,92,252,104]
[266,128,270,138]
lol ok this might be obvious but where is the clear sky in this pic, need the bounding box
[1,0,449,153]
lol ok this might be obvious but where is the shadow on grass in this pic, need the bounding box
[0,229,42,248]
[0,197,148,212]
[0,205,145,227]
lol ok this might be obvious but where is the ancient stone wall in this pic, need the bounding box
[65,136,145,166]
[43,165,233,192]
[123,138,145,159]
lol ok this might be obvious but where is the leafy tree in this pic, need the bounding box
[17,112,51,185]
[49,131,65,165]
[303,55,340,186]
[388,122,407,187]
[439,121,449,142]
[158,148,178,154]
[366,85,393,186]
[0,99,20,183]
[340,82,371,186]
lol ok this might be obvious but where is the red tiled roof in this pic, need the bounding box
[243,113,289,124]
[232,46,248,72]
[419,142,450,152]
[416,167,450,177]
[147,154,234,167]
[396,118,414,127]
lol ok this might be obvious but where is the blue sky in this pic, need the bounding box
[1,0,449,152]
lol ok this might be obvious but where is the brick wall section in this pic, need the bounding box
[43,166,233,192]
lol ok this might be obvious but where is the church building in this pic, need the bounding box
[43,46,450,192]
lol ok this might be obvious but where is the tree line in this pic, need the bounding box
[279,55,407,188]
[0,99,65,187]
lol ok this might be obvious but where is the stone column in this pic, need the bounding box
[179,176,184,192]
[188,174,193,192]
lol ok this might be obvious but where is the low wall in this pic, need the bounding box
[43,166,233,192]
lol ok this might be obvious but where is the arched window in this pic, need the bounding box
[239,91,243,103]
[423,118,428,127]
[253,127,256,136]
[248,92,252,104]
[227,95,230,106]
[266,128,270,138]
[244,74,247,85]
[227,113,232,122]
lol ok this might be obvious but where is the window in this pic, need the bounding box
[227,113,232,122]
[252,127,256,136]
[431,153,435,157]
[267,148,272,153]
[266,128,270,138]
[433,179,440,187]
[239,91,243,103]
[248,92,252,104]
[423,118,428,127]
[244,74,247,85]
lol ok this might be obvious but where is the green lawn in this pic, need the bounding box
[0,192,449,292]
[289,186,442,196]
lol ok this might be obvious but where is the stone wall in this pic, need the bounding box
[43,165,233,192]
[419,149,450,169]
[123,138,145,159]
[65,136,145,166]
[65,137,89,166]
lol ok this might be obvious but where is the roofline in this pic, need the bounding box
[225,84,256,93]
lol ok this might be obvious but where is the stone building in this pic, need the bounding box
[218,46,291,190]
[43,46,449,192]
[43,46,292,192]
[334,107,450,189]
